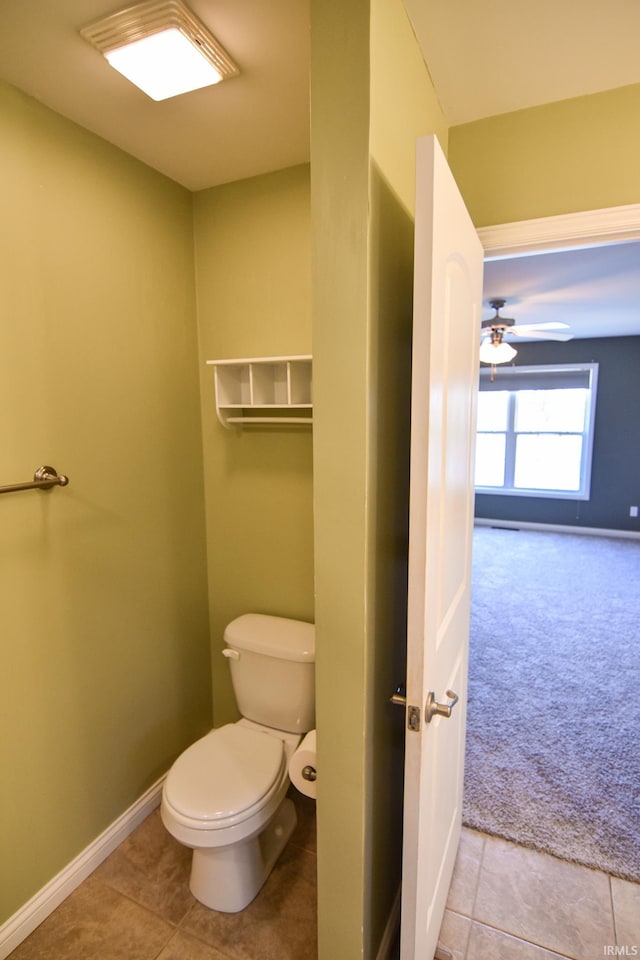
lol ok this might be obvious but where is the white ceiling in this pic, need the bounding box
[403,0,640,125]
[483,242,640,341]
[0,0,310,192]
[1,1,639,338]
[4,1,640,191]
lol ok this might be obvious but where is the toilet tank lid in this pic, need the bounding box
[224,614,315,662]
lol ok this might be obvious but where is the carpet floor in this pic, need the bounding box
[463,525,640,882]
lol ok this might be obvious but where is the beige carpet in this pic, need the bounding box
[464,526,640,881]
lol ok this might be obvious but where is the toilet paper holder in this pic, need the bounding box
[301,764,317,782]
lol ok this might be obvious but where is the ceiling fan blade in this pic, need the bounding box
[507,322,570,336]
[529,321,569,330]
[511,329,574,341]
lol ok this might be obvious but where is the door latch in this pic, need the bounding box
[407,704,421,731]
[389,685,421,732]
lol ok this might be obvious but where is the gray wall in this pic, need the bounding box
[475,336,640,532]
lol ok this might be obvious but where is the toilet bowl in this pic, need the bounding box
[161,720,300,912]
[161,614,315,913]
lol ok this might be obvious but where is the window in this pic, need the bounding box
[475,363,599,499]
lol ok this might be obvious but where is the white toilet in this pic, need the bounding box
[161,613,315,913]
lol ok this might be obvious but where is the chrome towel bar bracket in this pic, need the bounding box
[0,465,70,496]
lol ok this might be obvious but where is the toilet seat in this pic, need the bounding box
[163,723,286,832]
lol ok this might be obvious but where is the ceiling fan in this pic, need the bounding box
[480,298,573,365]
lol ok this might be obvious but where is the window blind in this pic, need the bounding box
[479,363,596,392]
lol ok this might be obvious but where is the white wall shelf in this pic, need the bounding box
[207,355,312,428]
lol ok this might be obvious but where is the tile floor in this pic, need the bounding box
[8,804,640,960]
[8,788,317,960]
[437,828,640,960]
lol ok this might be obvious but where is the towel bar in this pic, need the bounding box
[0,465,69,495]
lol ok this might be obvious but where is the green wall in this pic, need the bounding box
[370,0,448,211]
[311,0,447,955]
[0,85,314,935]
[0,82,212,923]
[449,82,640,226]
[311,0,370,954]
[192,166,314,725]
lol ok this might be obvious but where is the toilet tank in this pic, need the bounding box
[224,614,315,734]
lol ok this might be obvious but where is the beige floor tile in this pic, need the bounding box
[157,929,235,959]
[438,909,472,960]
[9,875,173,960]
[474,836,615,959]
[466,921,569,960]
[611,876,640,947]
[447,828,485,915]
[94,808,195,925]
[181,843,317,960]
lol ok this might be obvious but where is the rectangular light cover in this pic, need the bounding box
[81,0,238,101]
[106,28,222,100]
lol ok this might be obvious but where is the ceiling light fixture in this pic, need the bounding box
[479,330,517,365]
[80,0,239,101]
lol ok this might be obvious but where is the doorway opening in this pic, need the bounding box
[463,203,640,882]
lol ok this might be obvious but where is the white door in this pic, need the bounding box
[400,135,483,959]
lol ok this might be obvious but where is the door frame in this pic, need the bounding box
[478,202,640,259]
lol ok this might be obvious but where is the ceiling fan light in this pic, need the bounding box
[80,0,239,101]
[479,339,517,364]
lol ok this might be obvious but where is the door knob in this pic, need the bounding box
[389,684,407,707]
[425,689,459,723]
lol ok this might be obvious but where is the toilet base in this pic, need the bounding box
[189,797,297,913]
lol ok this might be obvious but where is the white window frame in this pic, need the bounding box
[475,362,599,500]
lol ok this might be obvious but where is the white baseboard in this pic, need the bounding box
[474,518,640,540]
[0,775,166,959]
[376,887,401,960]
